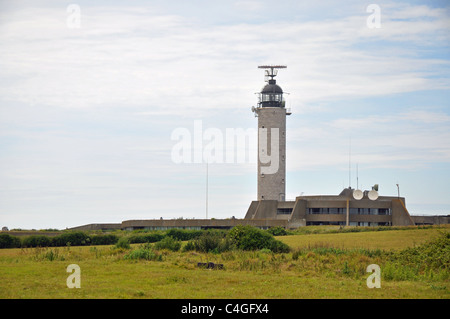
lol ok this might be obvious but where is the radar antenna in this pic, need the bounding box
[258,65,287,82]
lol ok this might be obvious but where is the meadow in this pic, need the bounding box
[0,225,448,299]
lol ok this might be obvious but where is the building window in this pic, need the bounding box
[308,208,348,214]
[277,208,292,215]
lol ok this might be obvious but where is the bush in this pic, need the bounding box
[35,248,65,261]
[129,233,164,244]
[182,230,233,254]
[227,225,290,253]
[193,231,223,253]
[182,240,196,252]
[165,229,203,241]
[124,245,163,261]
[0,234,22,248]
[154,236,181,252]
[115,237,131,249]
[391,231,450,270]
[52,232,90,247]
[267,226,288,236]
[90,234,118,245]
[22,235,52,248]
[267,239,290,253]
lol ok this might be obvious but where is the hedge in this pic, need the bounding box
[51,232,91,247]
[0,234,22,248]
[90,234,119,245]
[165,229,204,241]
[128,233,164,244]
[22,235,52,248]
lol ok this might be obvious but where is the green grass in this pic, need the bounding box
[0,225,448,299]
[278,226,447,250]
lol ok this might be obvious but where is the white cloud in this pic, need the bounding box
[0,2,449,113]
[286,109,450,171]
[1,1,449,228]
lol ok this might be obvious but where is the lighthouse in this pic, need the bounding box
[252,65,290,201]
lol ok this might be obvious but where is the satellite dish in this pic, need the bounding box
[372,184,379,191]
[368,190,379,201]
[353,189,363,200]
[251,106,256,112]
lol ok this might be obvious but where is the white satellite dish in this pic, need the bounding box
[368,190,379,201]
[353,189,363,200]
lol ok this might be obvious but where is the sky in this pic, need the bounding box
[0,0,449,229]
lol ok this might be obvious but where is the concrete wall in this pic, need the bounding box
[391,198,415,226]
[68,223,122,231]
[288,199,307,227]
[256,106,287,201]
[121,218,287,230]
[411,215,450,225]
[244,201,259,219]
[244,190,435,227]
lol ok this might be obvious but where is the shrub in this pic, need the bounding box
[34,248,65,261]
[292,249,303,260]
[90,234,118,245]
[182,230,233,253]
[128,233,164,244]
[192,231,221,253]
[154,236,181,252]
[227,225,290,253]
[182,240,196,252]
[124,245,162,261]
[22,235,52,248]
[267,226,288,236]
[115,237,131,249]
[267,239,290,253]
[0,234,21,248]
[52,232,90,247]
[390,231,450,271]
[165,229,203,241]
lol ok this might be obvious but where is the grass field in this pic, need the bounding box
[0,225,448,299]
[280,226,447,250]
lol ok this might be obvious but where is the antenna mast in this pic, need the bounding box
[206,161,208,219]
[349,137,351,188]
[356,163,359,190]
[258,65,287,82]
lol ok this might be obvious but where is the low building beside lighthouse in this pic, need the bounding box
[245,65,416,227]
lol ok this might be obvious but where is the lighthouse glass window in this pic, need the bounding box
[262,93,282,102]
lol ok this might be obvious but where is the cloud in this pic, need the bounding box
[286,109,450,171]
[0,2,449,113]
[1,1,449,228]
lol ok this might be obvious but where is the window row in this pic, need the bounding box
[306,221,391,227]
[307,208,391,215]
[261,93,283,102]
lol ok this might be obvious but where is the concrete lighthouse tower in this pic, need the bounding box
[252,65,291,201]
